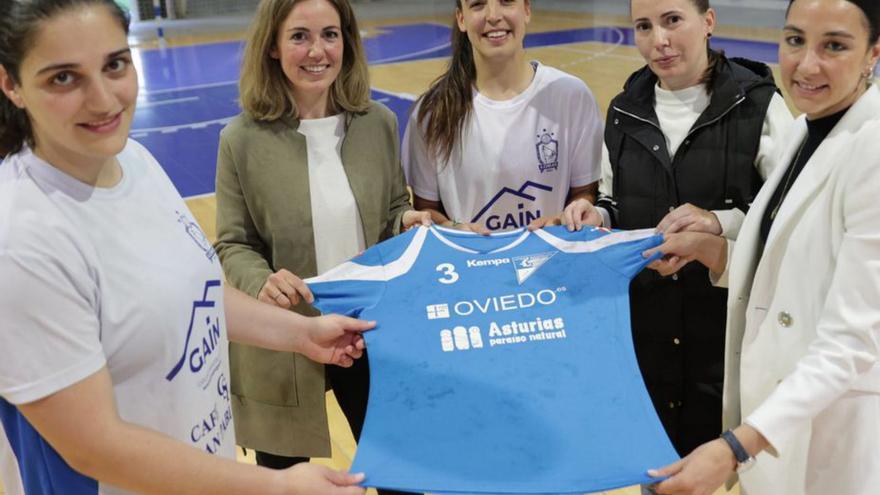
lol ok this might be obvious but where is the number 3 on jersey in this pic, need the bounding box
[436,263,459,284]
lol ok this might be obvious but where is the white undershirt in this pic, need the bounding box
[654,83,711,159]
[298,115,366,274]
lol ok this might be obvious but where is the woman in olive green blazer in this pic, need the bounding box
[214,0,427,479]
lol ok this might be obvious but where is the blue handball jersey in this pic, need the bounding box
[307,225,678,494]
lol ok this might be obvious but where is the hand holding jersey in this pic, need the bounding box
[259,269,315,309]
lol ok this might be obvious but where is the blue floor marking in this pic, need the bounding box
[131,23,782,198]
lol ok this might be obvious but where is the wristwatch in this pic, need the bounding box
[720,429,756,473]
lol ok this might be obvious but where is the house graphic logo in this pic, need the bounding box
[471,181,554,231]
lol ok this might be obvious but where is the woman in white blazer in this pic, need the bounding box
[640,1,880,494]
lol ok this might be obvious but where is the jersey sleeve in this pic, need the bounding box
[306,227,424,317]
[536,227,662,280]
[402,105,441,202]
[0,236,105,405]
[594,230,664,280]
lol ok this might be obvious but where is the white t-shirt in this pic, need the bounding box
[0,141,235,495]
[404,62,603,232]
[298,115,366,274]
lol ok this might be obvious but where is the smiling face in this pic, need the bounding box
[271,0,344,113]
[781,0,880,119]
[456,0,531,63]
[631,0,716,90]
[0,4,136,170]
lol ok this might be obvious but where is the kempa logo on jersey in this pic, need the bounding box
[463,251,556,284]
[426,288,561,320]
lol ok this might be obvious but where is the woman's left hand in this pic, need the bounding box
[402,210,432,231]
[656,203,722,235]
[648,438,736,495]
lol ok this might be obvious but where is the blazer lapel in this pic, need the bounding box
[727,120,805,302]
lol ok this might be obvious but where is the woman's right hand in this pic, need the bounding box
[562,198,604,231]
[280,464,365,495]
[259,269,314,309]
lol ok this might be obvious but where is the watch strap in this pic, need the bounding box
[720,429,751,464]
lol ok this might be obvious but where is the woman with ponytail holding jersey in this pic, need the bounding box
[403,0,604,233]
[561,0,793,460]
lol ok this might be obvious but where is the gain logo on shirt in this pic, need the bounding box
[536,130,559,173]
[471,181,553,231]
[166,280,224,388]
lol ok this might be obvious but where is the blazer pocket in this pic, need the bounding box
[229,343,299,406]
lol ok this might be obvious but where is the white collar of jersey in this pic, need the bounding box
[428,225,531,254]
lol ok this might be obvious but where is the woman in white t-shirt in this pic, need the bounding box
[403,0,603,233]
[0,1,372,494]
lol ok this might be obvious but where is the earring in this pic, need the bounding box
[864,66,876,79]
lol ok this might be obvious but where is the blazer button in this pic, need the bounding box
[653,145,661,152]
[614,118,620,125]
[777,312,793,327]
[673,338,681,345]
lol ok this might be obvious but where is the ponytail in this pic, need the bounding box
[700,47,724,93]
[416,1,477,164]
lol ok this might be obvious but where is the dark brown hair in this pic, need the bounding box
[415,0,480,164]
[786,0,880,44]
[0,0,130,157]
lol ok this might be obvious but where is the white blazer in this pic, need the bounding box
[720,84,880,494]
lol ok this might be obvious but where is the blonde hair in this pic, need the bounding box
[239,0,371,121]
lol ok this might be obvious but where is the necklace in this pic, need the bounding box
[769,139,807,221]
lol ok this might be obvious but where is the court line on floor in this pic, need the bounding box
[138,79,238,96]
[558,27,626,69]
[138,96,200,108]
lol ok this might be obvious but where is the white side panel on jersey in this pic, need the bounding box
[534,228,657,254]
[306,227,429,284]
[0,423,25,495]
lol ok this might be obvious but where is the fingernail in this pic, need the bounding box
[647,469,659,477]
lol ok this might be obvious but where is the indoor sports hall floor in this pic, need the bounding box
[2,0,806,493]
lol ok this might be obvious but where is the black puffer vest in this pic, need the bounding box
[599,54,778,456]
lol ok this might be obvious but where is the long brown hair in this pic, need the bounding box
[239,0,370,122]
[415,0,478,164]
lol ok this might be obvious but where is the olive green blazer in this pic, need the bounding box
[214,102,411,456]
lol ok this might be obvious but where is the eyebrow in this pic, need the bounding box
[285,25,341,33]
[36,48,131,75]
[783,25,856,39]
[634,10,682,24]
